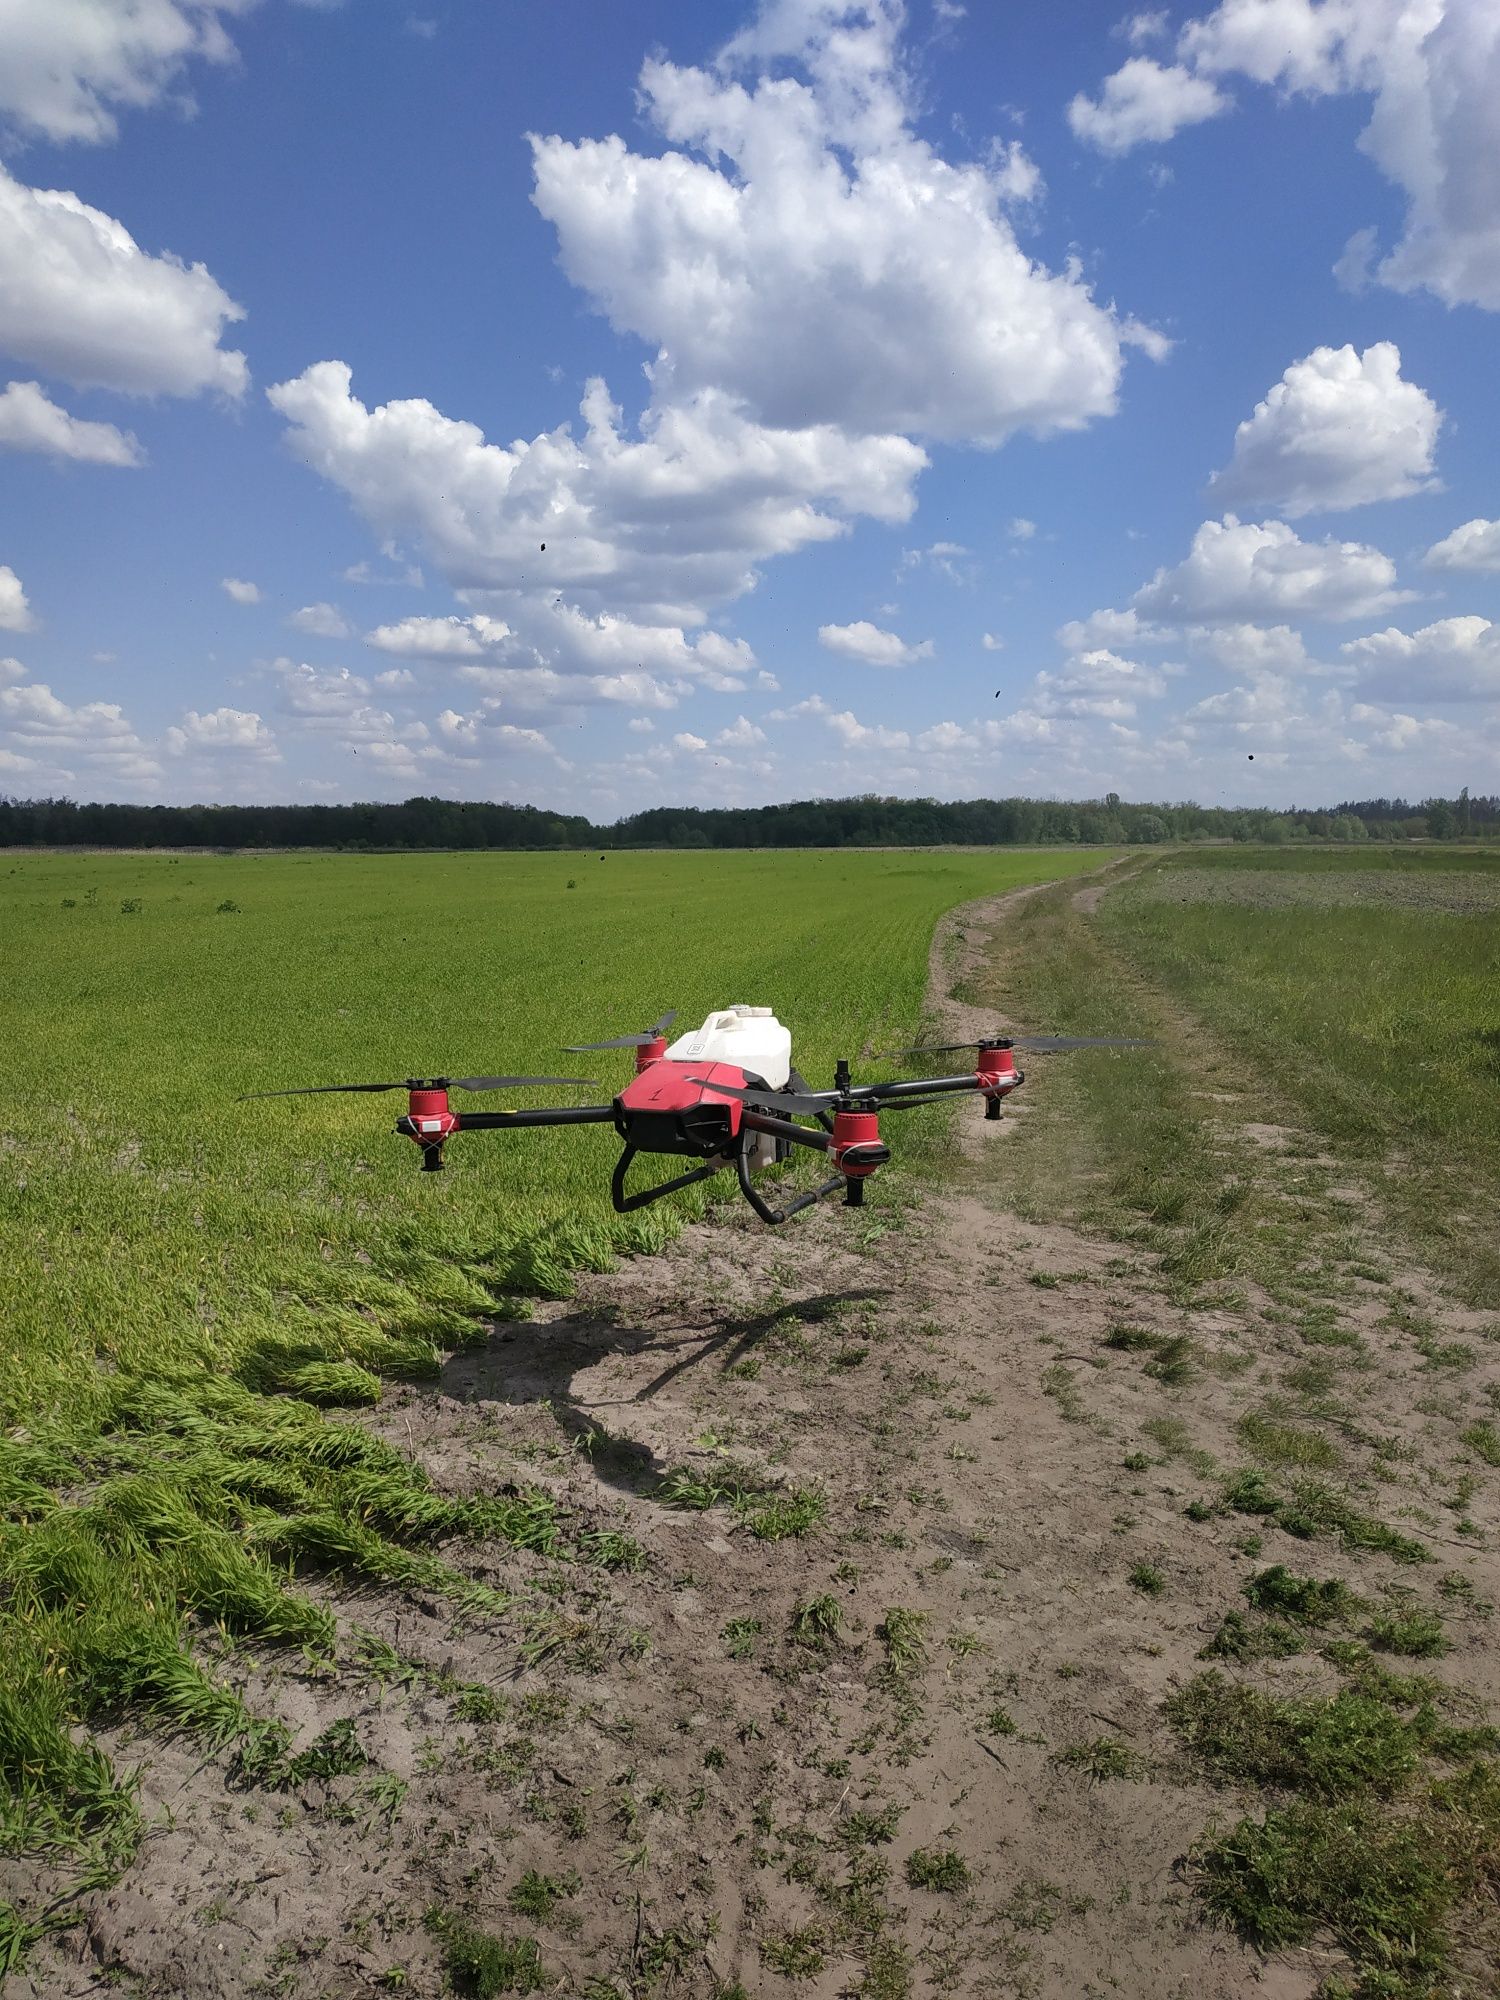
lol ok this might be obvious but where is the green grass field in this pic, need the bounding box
[975,844,1500,1305]
[0,844,1107,1933]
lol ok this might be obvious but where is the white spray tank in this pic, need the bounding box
[666,1006,794,1174]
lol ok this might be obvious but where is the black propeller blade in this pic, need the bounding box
[565,1008,677,1052]
[241,1081,411,1099]
[448,1075,600,1093]
[876,1034,1154,1059]
[242,1075,598,1101]
[689,1077,963,1118]
[685,1076,837,1115]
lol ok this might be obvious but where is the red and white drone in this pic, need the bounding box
[246,1008,1147,1226]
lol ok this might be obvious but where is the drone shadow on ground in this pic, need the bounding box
[432,1287,888,1500]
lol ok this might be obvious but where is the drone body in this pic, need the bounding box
[247,1006,1149,1227]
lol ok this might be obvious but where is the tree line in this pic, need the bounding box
[0,789,1494,851]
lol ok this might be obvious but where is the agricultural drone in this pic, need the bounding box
[245,1008,1148,1226]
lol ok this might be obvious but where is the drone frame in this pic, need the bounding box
[390,1040,1026,1224]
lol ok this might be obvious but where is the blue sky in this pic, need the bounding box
[1,0,1498,814]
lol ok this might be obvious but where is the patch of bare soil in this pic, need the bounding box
[12,866,1499,2000]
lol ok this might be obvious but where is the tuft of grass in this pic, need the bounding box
[1192,1763,1500,1996]
[905,1846,971,1891]
[1200,1612,1304,1663]
[1053,1737,1145,1782]
[836,1804,903,1852]
[453,1686,507,1724]
[1103,1323,1158,1352]
[759,1925,827,1978]
[1236,1412,1341,1472]
[1145,1335,1197,1387]
[1128,1560,1166,1596]
[507,1871,578,1925]
[1041,1363,1090,1424]
[789,1594,843,1651]
[577,1529,647,1573]
[1242,1565,1358,1627]
[1218,1469,1431,1564]
[425,1911,545,1997]
[1167,1672,1422,1799]
[1459,1420,1500,1467]
[742,1487,827,1542]
[283,1717,368,1784]
[1368,1608,1449,1659]
[878,1607,928,1677]
[720,1616,761,1661]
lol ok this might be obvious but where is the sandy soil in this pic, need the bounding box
[10,867,1498,2000]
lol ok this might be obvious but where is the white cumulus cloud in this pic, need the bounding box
[1185,623,1314,673]
[715,714,766,747]
[288,601,350,639]
[364,605,755,703]
[530,2,1163,445]
[0,379,142,465]
[0,564,35,631]
[166,706,278,756]
[1424,517,1500,572]
[1209,343,1441,516]
[435,706,558,757]
[0,677,159,782]
[1341,615,1500,701]
[220,576,259,604]
[1132,515,1411,623]
[1068,57,1230,153]
[771,691,910,751]
[1075,0,1500,313]
[271,363,923,629]
[0,161,247,398]
[0,0,257,147]
[364,614,512,659]
[818,619,933,667]
[1034,648,1169,718]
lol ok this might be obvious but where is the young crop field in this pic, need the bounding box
[0,844,1107,1972]
[5,839,1500,2000]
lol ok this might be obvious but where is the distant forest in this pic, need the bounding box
[1,789,1496,851]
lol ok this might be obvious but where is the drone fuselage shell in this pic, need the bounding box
[613,1058,750,1161]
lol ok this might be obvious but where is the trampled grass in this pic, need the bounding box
[0,844,1106,1903]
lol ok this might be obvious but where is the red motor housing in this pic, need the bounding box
[832,1107,888,1178]
[401,1085,460,1170]
[635,1036,669,1073]
[976,1043,1021,1121]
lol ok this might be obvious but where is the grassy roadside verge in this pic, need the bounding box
[963,852,1500,1997]
[1095,849,1500,1307]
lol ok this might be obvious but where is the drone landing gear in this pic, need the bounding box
[736,1140,846,1226]
[610,1143,729,1214]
